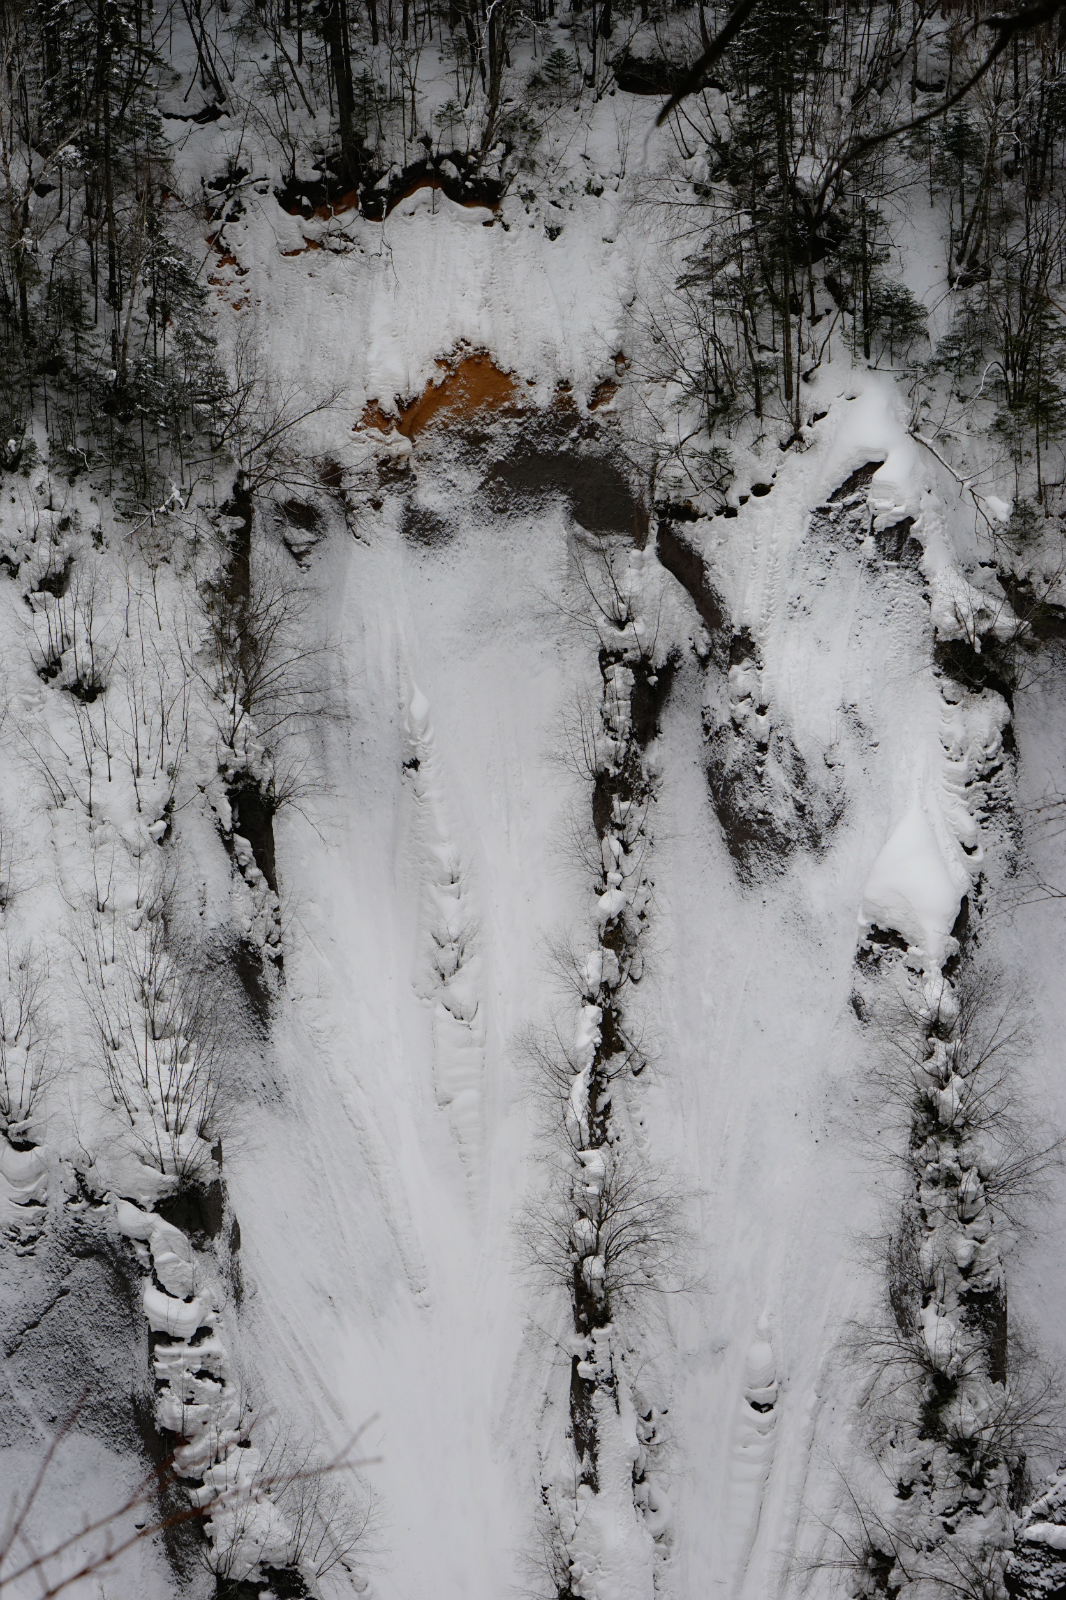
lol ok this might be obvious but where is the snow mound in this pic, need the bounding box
[859,802,969,971]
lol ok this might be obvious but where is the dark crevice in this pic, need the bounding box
[231,938,275,1028]
[569,1356,599,1492]
[630,655,677,746]
[997,571,1066,642]
[483,446,643,536]
[221,477,253,610]
[131,1393,207,1578]
[228,782,278,895]
[611,51,697,95]
[827,460,884,503]
[875,516,921,566]
[654,522,728,662]
[959,1285,1008,1385]
[216,1566,310,1598]
[155,1179,225,1243]
[934,639,1016,710]
[219,477,280,947]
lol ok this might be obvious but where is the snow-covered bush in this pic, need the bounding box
[202,1424,375,1593]
[860,970,1062,1223]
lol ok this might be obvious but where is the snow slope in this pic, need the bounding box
[217,270,1046,1600]
[229,493,595,1599]
[4,37,1066,1600]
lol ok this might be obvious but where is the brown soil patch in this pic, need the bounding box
[312,189,358,218]
[552,380,578,415]
[205,238,249,280]
[359,351,522,439]
[589,378,619,410]
[360,402,396,433]
[387,176,442,212]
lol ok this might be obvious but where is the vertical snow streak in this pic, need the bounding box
[722,1323,780,1599]
[404,684,487,1190]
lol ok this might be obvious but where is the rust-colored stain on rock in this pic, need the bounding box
[359,351,521,438]
[384,178,499,221]
[589,377,619,410]
[313,189,359,218]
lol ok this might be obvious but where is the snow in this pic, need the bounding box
[5,13,1066,1600]
[859,800,969,971]
[227,496,592,1599]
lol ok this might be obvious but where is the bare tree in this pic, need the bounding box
[521,1145,691,1327]
[79,896,235,1184]
[210,326,347,499]
[0,944,52,1140]
[0,1395,375,1599]
[856,968,1063,1223]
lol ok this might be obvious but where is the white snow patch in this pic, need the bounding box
[859,800,970,971]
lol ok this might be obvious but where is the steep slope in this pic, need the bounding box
[4,10,1066,1599]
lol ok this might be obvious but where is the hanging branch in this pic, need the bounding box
[653,0,759,127]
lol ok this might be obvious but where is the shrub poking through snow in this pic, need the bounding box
[81,898,234,1187]
[193,501,332,993]
[0,945,52,1146]
[524,1148,686,1330]
[841,966,1066,1590]
[188,1420,374,1594]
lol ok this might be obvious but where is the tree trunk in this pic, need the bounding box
[774,81,795,420]
[323,0,358,181]
[861,198,871,361]
[481,0,507,151]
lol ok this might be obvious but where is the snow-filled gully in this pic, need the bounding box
[403,686,487,1189]
[826,467,1024,1595]
[756,432,1066,1597]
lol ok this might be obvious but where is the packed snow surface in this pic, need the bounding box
[858,802,968,972]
